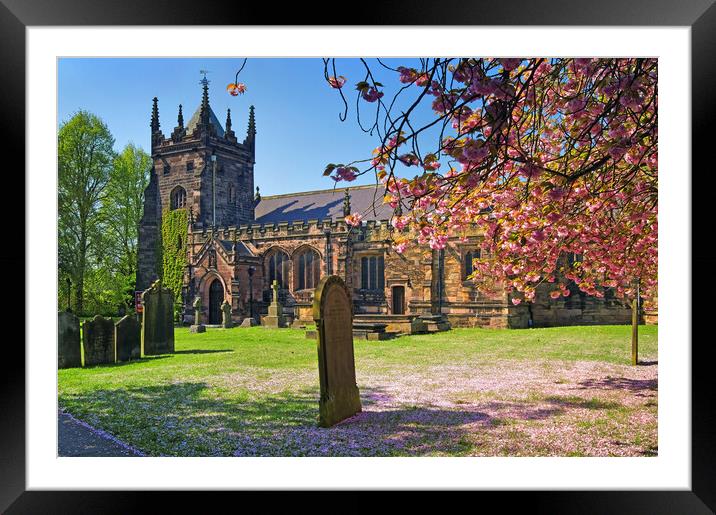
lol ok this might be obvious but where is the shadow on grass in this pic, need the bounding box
[543,395,622,410]
[59,381,496,457]
[575,377,657,394]
[58,377,644,457]
[82,355,173,369]
[173,349,234,355]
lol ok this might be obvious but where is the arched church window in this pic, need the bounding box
[266,249,289,289]
[228,184,235,204]
[296,248,321,290]
[170,186,187,210]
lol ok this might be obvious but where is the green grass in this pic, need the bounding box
[58,324,658,457]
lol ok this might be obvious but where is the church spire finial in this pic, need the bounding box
[171,103,186,142]
[255,186,261,202]
[151,97,160,133]
[225,108,236,142]
[343,188,351,216]
[199,70,211,126]
[247,105,256,137]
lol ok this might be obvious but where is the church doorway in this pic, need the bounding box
[392,285,405,315]
[208,279,224,324]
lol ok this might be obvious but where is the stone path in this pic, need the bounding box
[58,410,145,457]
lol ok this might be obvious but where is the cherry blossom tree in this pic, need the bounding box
[322,58,657,310]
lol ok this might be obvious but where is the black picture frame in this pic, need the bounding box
[3,0,713,511]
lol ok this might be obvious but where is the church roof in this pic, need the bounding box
[185,105,225,137]
[218,239,254,256]
[254,184,394,224]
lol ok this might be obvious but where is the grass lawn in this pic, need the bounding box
[58,325,658,457]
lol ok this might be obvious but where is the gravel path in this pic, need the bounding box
[58,410,145,457]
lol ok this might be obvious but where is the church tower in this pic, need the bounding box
[136,75,257,291]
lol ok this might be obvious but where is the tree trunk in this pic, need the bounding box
[631,286,639,366]
[75,231,87,315]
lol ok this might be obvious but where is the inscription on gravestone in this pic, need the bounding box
[142,280,175,355]
[313,275,362,427]
[82,315,115,366]
[115,315,141,362]
[58,310,81,368]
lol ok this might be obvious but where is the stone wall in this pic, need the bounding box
[530,282,631,327]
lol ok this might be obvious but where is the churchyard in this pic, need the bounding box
[58,324,658,457]
[56,58,660,459]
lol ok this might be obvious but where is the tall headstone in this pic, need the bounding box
[190,295,206,333]
[115,315,141,362]
[221,300,233,328]
[262,280,285,328]
[313,275,362,427]
[82,315,115,366]
[142,280,175,355]
[58,310,81,368]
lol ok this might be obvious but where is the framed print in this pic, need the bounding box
[3,0,715,511]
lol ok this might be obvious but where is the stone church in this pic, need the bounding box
[136,79,633,331]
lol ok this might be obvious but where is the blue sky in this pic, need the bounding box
[58,58,442,196]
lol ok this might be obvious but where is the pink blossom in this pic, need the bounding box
[344,213,363,226]
[362,87,384,103]
[331,167,357,182]
[327,76,347,89]
[500,58,522,72]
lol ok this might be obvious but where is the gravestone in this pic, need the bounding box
[142,280,175,354]
[313,275,362,427]
[221,300,233,328]
[190,295,206,333]
[239,317,257,327]
[82,315,115,366]
[58,310,81,368]
[115,315,141,362]
[262,280,286,328]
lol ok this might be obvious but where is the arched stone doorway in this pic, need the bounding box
[208,279,224,324]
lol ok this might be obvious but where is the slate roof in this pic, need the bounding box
[218,240,254,256]
[254,184,394,224]
[185,105,225,138]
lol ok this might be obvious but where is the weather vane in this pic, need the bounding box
[199,69,211,85]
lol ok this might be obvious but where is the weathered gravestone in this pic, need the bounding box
[190,295,206,333]
[142,280,175,355]
[313,275,362,427]
[82,315,115,366]
[239,317,257,327]
[58,310,81,368]
[115,315,141,362]
[221,300,233,328]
